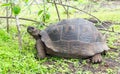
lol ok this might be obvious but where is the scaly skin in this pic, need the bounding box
[27,26,46,59]
[91,54,102,63]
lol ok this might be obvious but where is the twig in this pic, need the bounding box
[0,16,48,27]
[15,15,22,49]
[98,28,120,34]
[48,1,100,21]
[0,16,40,23]
[43,0,46,22]
[48,1,107,29]
[66,0,69,18]
[6,0,9,33]
[59,0,67,11]
[53,0,61,21]
[59,0,69,18]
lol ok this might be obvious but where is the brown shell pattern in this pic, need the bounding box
[40,18,109,57]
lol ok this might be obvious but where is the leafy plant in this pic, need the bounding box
[38,6,50,22]
[12,5,21,15]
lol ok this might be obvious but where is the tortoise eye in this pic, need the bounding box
[53,29,58,33]
[30,27,34,30]
[28,26,34,30]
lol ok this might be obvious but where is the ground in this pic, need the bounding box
[0,0,120,74]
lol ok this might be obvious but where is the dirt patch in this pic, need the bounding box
[41,48,120,74]
[81,48,120,74]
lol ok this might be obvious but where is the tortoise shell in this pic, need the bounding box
[40,18,109,57]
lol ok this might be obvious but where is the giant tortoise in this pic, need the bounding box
[27,18,109,63]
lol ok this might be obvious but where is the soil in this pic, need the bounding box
[81,49,120,74]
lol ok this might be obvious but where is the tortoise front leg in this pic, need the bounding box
[91,53,102,63]
[36,39,46,59]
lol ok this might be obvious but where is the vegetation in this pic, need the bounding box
[0,0,120,74]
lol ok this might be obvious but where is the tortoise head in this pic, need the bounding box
[27,26,40,39]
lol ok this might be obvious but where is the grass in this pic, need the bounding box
[80,10,120,22]
[0,0,120,74]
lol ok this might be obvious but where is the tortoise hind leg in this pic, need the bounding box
[91,53,102,63]
[36,39,46,59]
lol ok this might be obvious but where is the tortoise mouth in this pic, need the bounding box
[27,26,40,37]
[27,26,35,33]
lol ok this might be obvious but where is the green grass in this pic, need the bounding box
[80,10,120,22]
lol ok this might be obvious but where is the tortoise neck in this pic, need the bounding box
[34,37,40,40]
[33,35,41,40]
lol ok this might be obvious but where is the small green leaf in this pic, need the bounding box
[38,10,43,16]
[46,7,49,11]
[24,0,29,3]
[1,3,11,7]
[45,13,50,20]
[42,13,50,22]
[46,0,50,2]
[12,5,21,15]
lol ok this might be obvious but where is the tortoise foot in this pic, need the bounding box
[37,54,46,59]
[91,54,102,63]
